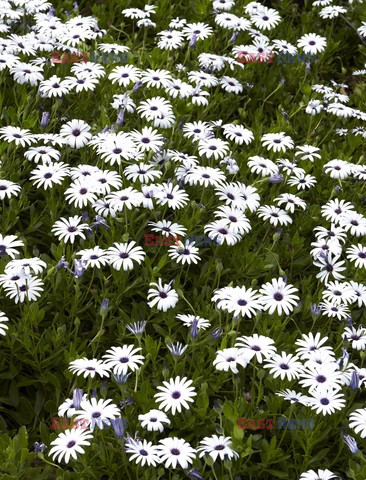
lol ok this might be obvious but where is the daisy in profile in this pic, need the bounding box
[49,429,93,464]
[288,172,317,190]
[155,183,189,210]
[125,163,162,184]
[185,166,226,188]
[342,326,366,351]
[74,398,120,430]
[310,239,342,259]
[198,137,230,160]
[157,30,184,50]
[305,99,324,115]
[51,216,89,244]
[39,75,71,97]
[125,438,161,467]
[140,68,173,88]
[314,254,346,283]
[182,22,213,41]
[106,242,146,271]
[0,126,36,147]
[348,281,366,308]
[157,437,196,469]
[168,240,200,265]
[204,220,243,245]
[314,224,347,244]
[295,145,321,162]
[261,132,294,153]
[220,76,243,94]
[197,435,239,462]
[131,127,164,153]
[213,285,262,318]
[276,389,311,405]
[0,312,9,336]
[263,351,304,380]
[299,469,339,480]
[68,357,110,378]
[307,387,346,415]
[319,300,350,320]
[213,347,251,373]
[235,334,277,363]
[299,364,342,392]
[339,211,366,237]
[147,279,179,312]
[257,205,292,227]
[297,33,327,54]
[324,159,353,180]
[322,281,355,305]
[176,314,211,330]
[138,409,171,433]
[24,145,61,164]
[321,199,355,224]
[222,124,254,145]
[148,219,187,237]
[3,275,44,304]
[274,193,306,214]
[319,5,346,18]
[103,345,145,375]
[60,119,92,149]
[154,376,196,414]
[76,245,108,268]
[349,408,366,438]
[259,278,300,316]
[0,234,24,258]
[58,393,89,418]
[295,332,333,359]
[248,156,278,177]
[0,180,21,200]
[10,62,44,86]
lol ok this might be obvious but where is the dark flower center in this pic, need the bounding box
[140,449,148,456]
[280,363,289,370]
[68,226,77,232]
[72,129,81,136]
[316,375,326,383]
[159,292,168,299]
[172,391,181,399]
[274,292,283,301]
[215,444,225,450]
[171,448,180,455]
[92,412,101,418]
[119,253,129,259]
[320,398,329,405]
[238,299,247,306]
[79,188,87,194]
[119,357,129,363]
[67,441,76,448]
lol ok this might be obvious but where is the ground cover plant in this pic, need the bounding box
[0,0,366,478]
